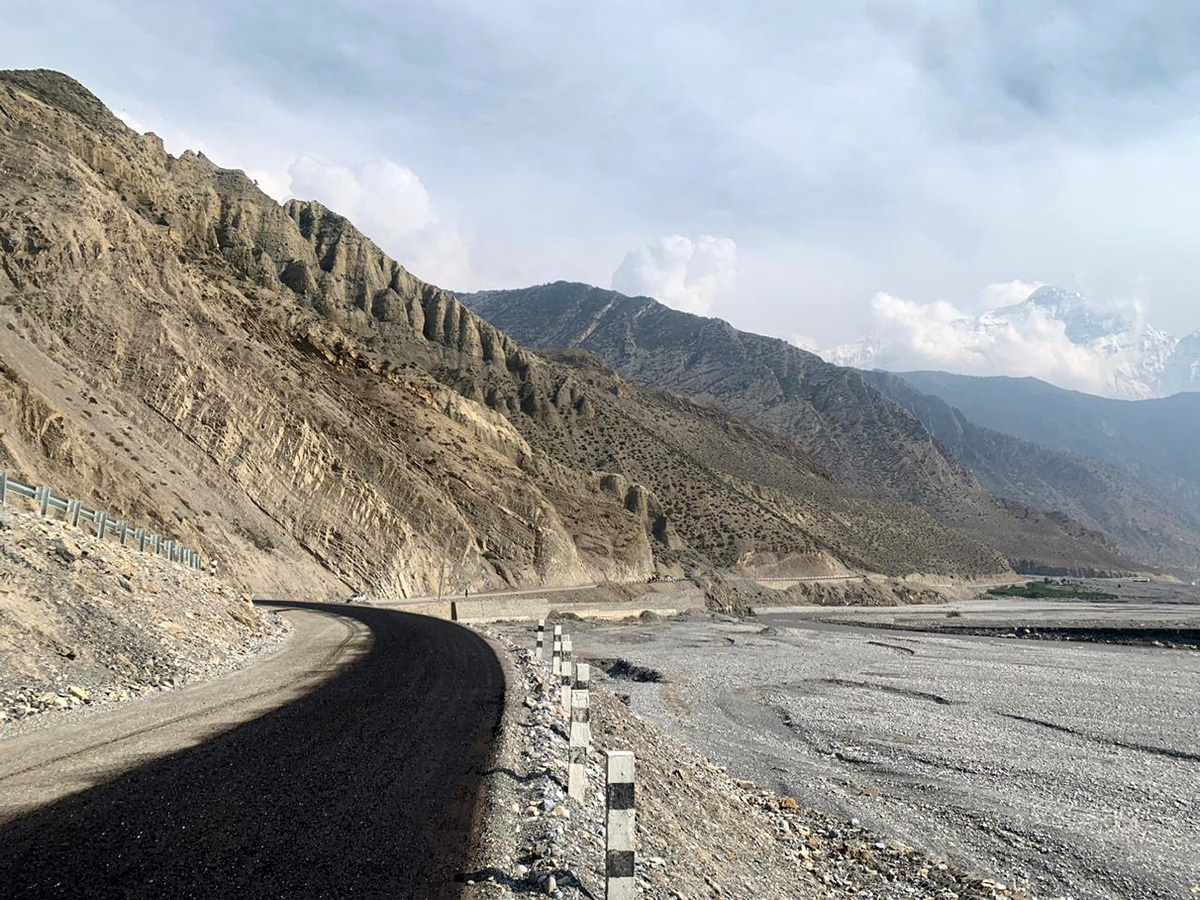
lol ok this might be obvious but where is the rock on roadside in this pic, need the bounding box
[0,507,289,732]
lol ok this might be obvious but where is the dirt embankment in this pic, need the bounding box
[0,507,287,729]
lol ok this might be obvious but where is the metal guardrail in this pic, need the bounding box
[0,469,203,570]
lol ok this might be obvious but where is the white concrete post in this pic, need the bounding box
[560,637,573,712]
[605,751,636,900]
[552,625,562,676]
[536,618,545,659]
[568,663,591,800]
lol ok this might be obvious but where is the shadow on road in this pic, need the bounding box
[0,602,504,899]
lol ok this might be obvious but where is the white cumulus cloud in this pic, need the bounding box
[611,235,738,315]
[978,280,1041,310]
[285,156,470,288]
[868,291,1114,394]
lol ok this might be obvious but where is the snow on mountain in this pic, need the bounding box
[814,285,1199,399]
[822,336,883,369]
[1163,329,1200,395]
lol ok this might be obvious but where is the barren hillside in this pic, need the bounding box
[866,371,1200,576]
[463,281,1140,576]
[0,69,1017,597]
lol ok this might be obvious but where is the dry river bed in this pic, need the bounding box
[541,591,1199,900]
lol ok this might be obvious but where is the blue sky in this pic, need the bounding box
[7,0,1200,357]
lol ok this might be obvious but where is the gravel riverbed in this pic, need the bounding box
[469,626,1036,900]
[504,597,1199,900]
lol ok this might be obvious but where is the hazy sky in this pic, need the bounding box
[8,1,1200,357]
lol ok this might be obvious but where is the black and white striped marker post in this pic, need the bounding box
[560,637,573,712]
[552,625,562,677]
[576,661,592,744]
[567,662,591,800]
[536,618,545,659]
[605,750,636,900]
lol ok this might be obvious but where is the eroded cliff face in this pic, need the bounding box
[0,70,658,596]
[0,70,1014,596]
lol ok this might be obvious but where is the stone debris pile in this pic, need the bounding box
[468,627,1029,900]
[0,507,288,731]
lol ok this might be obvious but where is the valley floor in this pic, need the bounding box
[547,591,1200,900]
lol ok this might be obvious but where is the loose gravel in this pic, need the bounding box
[467,626,1030,899]
[533,608,1199,900]
[0,506,289,734]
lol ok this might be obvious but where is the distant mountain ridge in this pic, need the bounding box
[865,372,1200,576]
[462,281,1141,576]
[823,285,1200,400]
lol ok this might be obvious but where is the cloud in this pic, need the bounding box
[789,333,821,353]
[867,290,1117,394]
[285,156,469,288]
[978,280,1041,310]
[13,2,1200,338]
[611,235,738,315]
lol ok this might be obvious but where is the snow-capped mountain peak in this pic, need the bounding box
[813,285,1199,399]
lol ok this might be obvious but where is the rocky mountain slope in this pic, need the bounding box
[0,69,1019,597]
[900,372,1200,494]
[897,371,1200,568]
[462,282,1138,576]
[865,372,1200,576]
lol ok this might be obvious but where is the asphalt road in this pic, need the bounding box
[0,602,504,899]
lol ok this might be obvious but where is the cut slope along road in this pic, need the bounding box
[0,602,504,899]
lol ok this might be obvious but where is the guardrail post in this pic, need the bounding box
[568,663,591,800]
[605,751,636,900]
[535,618,545,659]
[0,476,199,568]
[552,625,562,676]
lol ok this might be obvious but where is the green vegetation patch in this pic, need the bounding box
[988,582,1118,600]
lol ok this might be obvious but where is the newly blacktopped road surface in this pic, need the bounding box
[0,602,504,899]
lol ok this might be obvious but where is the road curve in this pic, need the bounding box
[0,602,505,899]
